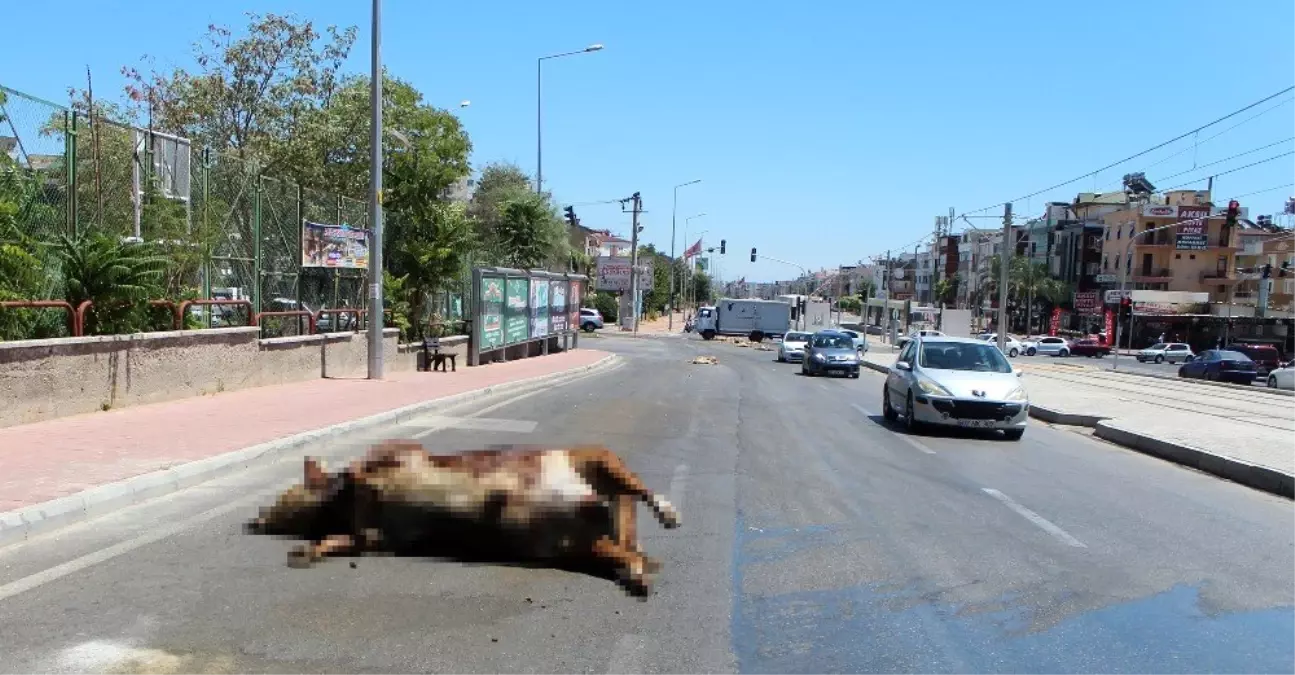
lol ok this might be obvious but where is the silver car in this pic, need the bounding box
[882,336,1029,440]
[778,331,811,362]
[801,330,862,378]
[835,327,868,355]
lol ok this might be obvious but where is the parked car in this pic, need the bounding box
[1022,335,1071,357]
[882,335,1028,441]
[1177,349,1258,384]
[801,329,861,378]
[1068,338,1111,358]
[897,329,945,349]
[835,327,869,355]
[1136,342,1194,364]
[778,331,812,363]
[1224,343,1283,377]
[1267,363,1295,390]
[980,333,1025,358]
[579,307,604,332]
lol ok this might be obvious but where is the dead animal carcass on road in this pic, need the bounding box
[691,355,719,365]
[246,442,682,596]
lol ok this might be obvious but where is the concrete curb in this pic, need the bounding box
[861,360,891,375]
[1027,405,1108,428]
[0,353,623,548]
[1094,421,1294,499]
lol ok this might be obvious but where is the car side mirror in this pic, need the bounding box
[1016,370,1023,378]
[895,361,912,371]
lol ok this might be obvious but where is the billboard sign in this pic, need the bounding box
[504,278,529,345]
[1175,205,1209,251]
[302,221,370,268]
[479,276,505,350]
[1104,289,1131,304]
[595,256,652,291]
[1073,290,1102,316]
[530,278,550,338]
[550,280,569,332]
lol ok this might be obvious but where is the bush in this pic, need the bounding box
[591,291,619,322]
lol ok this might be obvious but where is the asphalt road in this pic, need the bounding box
[0,335,1291,673]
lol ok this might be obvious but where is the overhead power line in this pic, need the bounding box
[963,85,1295,216]
[1155,151,1294,193]
[1149,137,1294,183]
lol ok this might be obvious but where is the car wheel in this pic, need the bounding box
[777,354,785,362]
[1003,428,1024,441]
[1268,375,1278,388]
[1205,371,1217,381]
[1058,349,1069,358]
[1154,355,1164,364]
[749,331,764,343]
[582,322,597,332]
[850,370,860,379]
[882,388,898,422]
[904,393,922,433]
[701,330,715,341]
[1009,348,1019,357]
[1026,348,1036,356]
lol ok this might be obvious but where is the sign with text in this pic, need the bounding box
[1175,205,1209,251]
[568,280,582,329]
[1104,289,1131,304]
[1073,290,1101,316]
[301,221,369,268]
[504,278,530,345]
[595,256,653,292]
[530,279,550,338]
[550,280,568,332]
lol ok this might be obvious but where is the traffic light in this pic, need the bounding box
[1226,200,1240,226]
[720,239,726,255]
[1119,295,1133,321]
[563,206,577,227]
[750,247,757,263]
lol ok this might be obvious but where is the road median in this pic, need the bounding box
[0,351,621,548]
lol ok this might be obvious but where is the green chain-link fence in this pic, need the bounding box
[1,83,375,338]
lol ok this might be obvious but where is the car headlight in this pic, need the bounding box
[813,352,826,361]
[1004,386,1027,402]
[915,375,952,397]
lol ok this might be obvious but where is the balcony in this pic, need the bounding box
[1199,271,1240,285]
[1132,268,1173,282]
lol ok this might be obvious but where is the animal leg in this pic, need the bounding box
[569,447,681,529]
[592,535,655,596]
[615,494,640,552]
[287,533,357,568]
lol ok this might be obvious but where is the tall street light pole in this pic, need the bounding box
[367,0,385,380]
[668,179,701,330]
[536,44,603,193]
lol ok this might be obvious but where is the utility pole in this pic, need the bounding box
[997,203,1012,356]
[627,192,643,334]
[366,0,385,380]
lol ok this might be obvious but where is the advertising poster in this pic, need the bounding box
[1175,206,1209,251]
[479,276,505,350]
[1104,309,1115,346]
[550,280,568,332]
[568,280,582,329]
[1049,307,1062,336]
[530,278,550,338]
[504,278,530,344]
[302,221,370,268]
[1073,290,1101,316]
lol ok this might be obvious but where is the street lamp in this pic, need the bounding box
[367,0,384,379]
[668,179,701,330]
[536,43,603,193]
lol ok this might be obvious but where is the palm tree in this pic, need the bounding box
[1014,261,1069,334]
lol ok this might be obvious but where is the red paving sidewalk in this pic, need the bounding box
[0,349,609,513]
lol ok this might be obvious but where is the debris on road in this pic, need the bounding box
[692,356,719,365]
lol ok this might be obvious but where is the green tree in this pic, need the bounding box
[384,201,474,338]
[492,191,567,270]
[57,231,169,335]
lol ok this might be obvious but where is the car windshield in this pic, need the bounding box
[1147,343,1167,350]
[1217,351,1251,361]
[784,332,810,343]
[919,342,1013,373]
[812,334,853,349]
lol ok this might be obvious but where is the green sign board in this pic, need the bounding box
[479,275,504,350]
[505,278,530,344]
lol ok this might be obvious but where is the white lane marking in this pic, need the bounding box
[0,490,269,603]
[668,464,689,522]
[605,633,649,674]
[851,403,936,454]
[982,488,1087,548]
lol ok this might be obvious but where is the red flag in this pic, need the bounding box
[683,239,702,258]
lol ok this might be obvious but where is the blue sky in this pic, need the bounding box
[6,1,1294,282]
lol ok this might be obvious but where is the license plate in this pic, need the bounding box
[955,419,998,428]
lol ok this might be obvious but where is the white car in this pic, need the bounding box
[1136,342,1194,364]
[1267,363,1295,390]
[835,327,868,354]
[777,331,811,363]
[980,333,1025,358]
[1023,336,1071,357]
[897,329,945,349]
[882,335,1029,440]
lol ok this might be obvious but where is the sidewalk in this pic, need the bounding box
[0,349,612,516]
[861,349,1295,497]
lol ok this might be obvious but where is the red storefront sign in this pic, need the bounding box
[1049,307,1062,336]
[1104,308,1115,346]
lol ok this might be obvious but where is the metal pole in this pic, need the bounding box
[998,203,1011,355]
[366,0,385,379]
[628,192,642,333]
[535,58,542,193]
[668,187,678,330]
